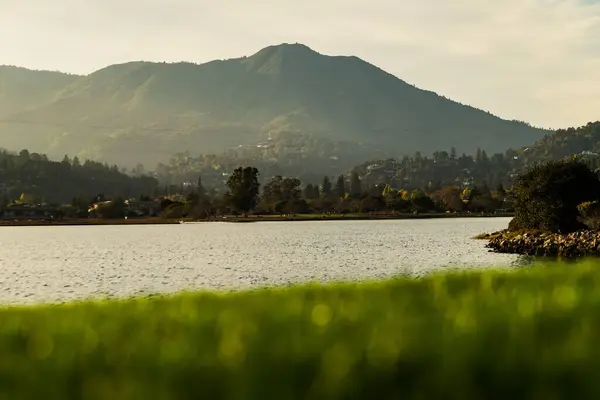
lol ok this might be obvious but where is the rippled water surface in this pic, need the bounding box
[0,218,525,305]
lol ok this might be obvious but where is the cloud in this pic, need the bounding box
[0,0,599,128]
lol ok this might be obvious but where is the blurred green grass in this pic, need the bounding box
[2,261,600,399]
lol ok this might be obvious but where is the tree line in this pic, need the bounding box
[160,167,511,219]
[0,149,157,205]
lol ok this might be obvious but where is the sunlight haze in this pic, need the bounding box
[1,0,599,129]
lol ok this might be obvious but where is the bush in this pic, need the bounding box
[95,199,125,219]
[578,201,600,230]
[509,160,600,233]
[163,203,185,218]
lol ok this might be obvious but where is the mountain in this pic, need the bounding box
[0,43,549,168]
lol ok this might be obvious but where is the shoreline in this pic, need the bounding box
[0,213,514,227]
[481,229,600,258]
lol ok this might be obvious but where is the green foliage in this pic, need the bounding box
[350,171,362,198]
[260,176,302,213]
[322,177,332,198]
[95,199,126,219]
[510,160,600,233]
[163,203,185,219]
[578,201,600,230]
[431,187,464,212]
[226,167,260,215]
[0,149,157,204]
[3,263,600,397]
[334,175,346,198]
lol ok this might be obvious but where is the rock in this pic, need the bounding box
[485,229,600,258]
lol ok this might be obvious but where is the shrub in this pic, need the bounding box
[578,201,600,230]
[509,160,600,233]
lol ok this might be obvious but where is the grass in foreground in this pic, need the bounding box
[2,262,600,398]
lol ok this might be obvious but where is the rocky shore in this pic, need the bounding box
[482,229,600,258]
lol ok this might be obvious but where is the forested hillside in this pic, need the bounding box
[0,149,157,204]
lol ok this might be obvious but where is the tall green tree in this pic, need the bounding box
[335,175,346,198]
[510,160,600,233]
[350,171,362,198]
[226,167,260,215]
[261,176,302,213]
[61,155,72,168]
[303,184,315,200]
[197,175,207,198]
[322,176,332,198]
[72,156,81,169]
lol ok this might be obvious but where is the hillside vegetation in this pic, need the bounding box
[0,43,547,168]
[1,262,600,398]
[0,149,157,204]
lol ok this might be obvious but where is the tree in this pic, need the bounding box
[96,198,125,219]
[261,176,284,212]
[460,187,476,205]
[410,189,436,212]
[280,177,301,201]
[197,176,207,197]
[335,175,346,198]
[496,183,506,196]
[475,148,482,163]
[313,185,321,199]
[284,198,309,215]
[61,155,72,168]
[304,183,319,200]
[18,149,30,161]
[322,177,332,198]
[450,146,457,159]
[360,195,385,213]
[304,183,314,199]
[350,171,362,198]
[132,163,145,177]
[509,160,600,233]
[185,190,213,219]
[72,156,81,169]
[226,167,260,216]
[577,201,600,229]
[431,187,463,212]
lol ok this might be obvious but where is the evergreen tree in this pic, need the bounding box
[450,146,457,159]
[303,184,316,200]
[313,185,321,199]
[350,171,362,198]
[72,156,81,169]
[61,155,72,168]
[335,175,346,198]
[322,176,332,198]
[197,175,207,197]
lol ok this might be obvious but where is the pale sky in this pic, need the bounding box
[1,0,599,129]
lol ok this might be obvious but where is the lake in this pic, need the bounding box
[0,218,526,305]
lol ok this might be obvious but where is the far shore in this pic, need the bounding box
[0,212,514,227]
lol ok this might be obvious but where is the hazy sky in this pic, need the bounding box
[1,0,599,129]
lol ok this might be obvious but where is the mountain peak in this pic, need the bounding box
[253,43,320,57]
[243,43,323,74]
